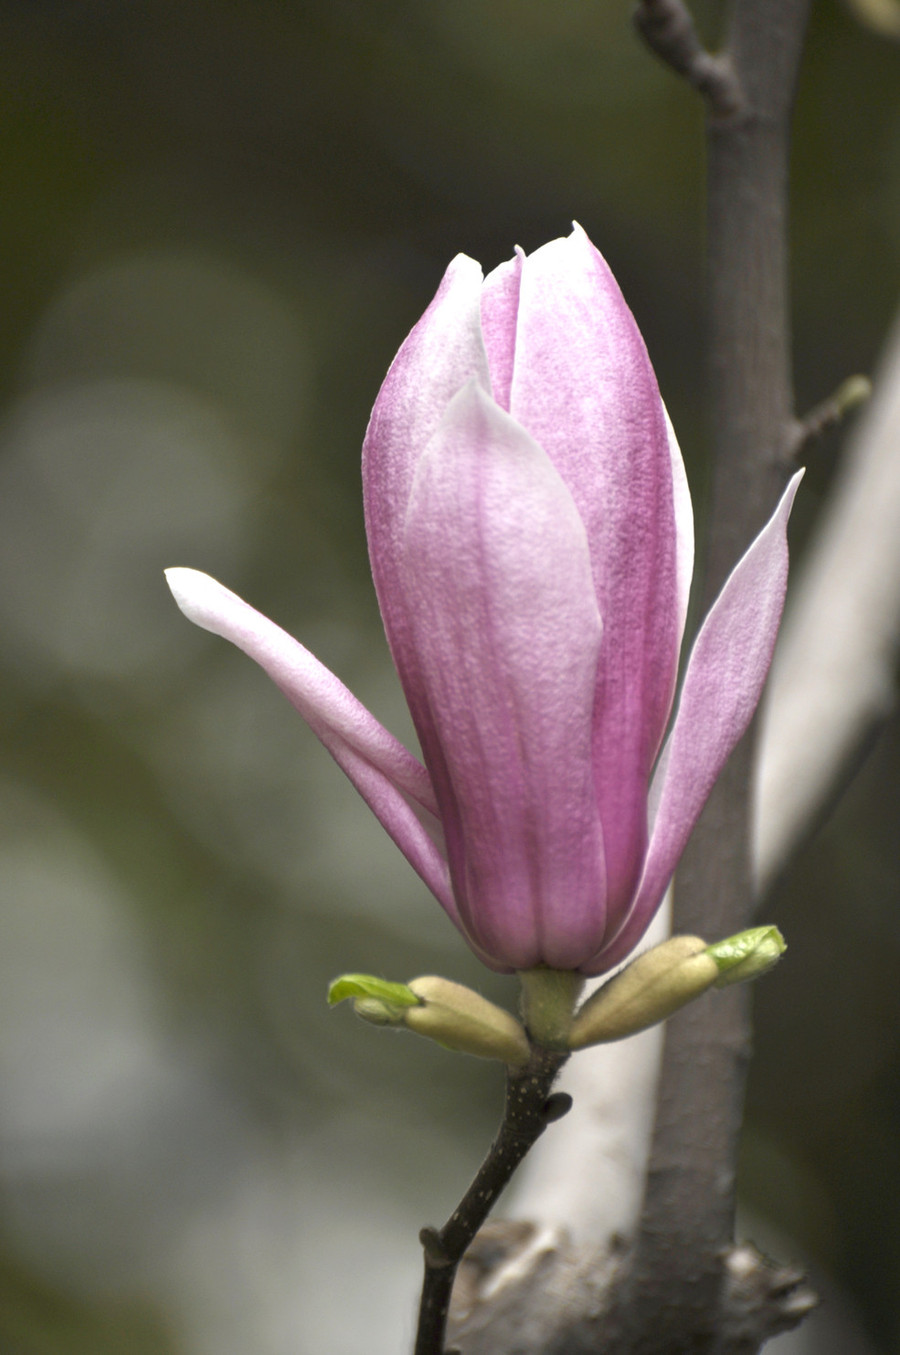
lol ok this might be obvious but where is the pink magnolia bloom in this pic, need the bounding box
[167,225,801,976]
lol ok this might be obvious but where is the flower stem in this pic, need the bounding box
[517,968,585,1047]
[413,1045,570,1355]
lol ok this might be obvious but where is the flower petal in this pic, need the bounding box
[585,470,804,974]
[362,255,491,816]
[399,381,606,971]
[480,249,523,412]
[507,224,682,916]
[362,253,489,659]
[164,568,454,912]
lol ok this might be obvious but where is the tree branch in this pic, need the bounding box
[623,1,811,1349]
[783,374,871,463]
[633,0,742,116]
[414,1047,568,1355]
[462,303,900,1355]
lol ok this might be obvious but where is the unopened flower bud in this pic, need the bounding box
[707,925,786,987]
[166,222,802,982]
[405,976,530,1066]
[568,935,718,1048]
[328,971,530,1065]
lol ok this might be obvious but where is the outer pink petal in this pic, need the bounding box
[362,253,489,657]
[508,224,681,920]
[362,255,491,821]
[399,382,606,972]
[584,470,804,974]
[165,568,454,914]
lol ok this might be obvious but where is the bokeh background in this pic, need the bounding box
[1,1,899,1351]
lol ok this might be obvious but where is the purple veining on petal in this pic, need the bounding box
[399,382,605,970]
[507,226,681,921]
[584,470,803,975]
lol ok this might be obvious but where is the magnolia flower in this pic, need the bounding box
[167,225,800,976]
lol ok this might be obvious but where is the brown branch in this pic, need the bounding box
[620,1,813,1350]
[414,1048,569,1355]
[633,0,742,116]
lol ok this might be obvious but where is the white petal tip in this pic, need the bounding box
[164,567,236,636]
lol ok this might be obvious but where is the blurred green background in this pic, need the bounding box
[1,1,899,1351]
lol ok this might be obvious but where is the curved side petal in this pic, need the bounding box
[509,224,682,917]
[163,571,455,915]
[166,568,437,813]
[585,470,804,976]
[400,382,606,971]
[362,256,491,808]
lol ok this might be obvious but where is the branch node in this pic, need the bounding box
[633,0,743,117]
[420,1226,454,1269]
[542,1091,573,1123]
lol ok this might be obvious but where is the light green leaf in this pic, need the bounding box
[327,973,421,1007]
[706,925,786,986]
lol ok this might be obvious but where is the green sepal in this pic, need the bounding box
[327,974,422,1008]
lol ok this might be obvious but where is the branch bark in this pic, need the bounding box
[415,1047,568,1355]
[621,1,811,1349]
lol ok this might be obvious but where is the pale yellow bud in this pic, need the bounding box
[405,976,530,1066]
[568,936,719,1049]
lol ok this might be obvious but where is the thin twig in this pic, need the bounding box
[414,1047,569,1355]
[784,374,872,461]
